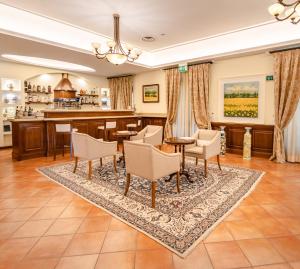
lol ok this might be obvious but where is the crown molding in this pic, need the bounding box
[1,3,300,69]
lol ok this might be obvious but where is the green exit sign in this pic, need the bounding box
[178,65,188,73]
[266,75,274,81]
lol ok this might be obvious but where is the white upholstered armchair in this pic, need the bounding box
[72,132,118,180]
[124,141,181,208]
[130,125,163,146]
[185,129,221,178]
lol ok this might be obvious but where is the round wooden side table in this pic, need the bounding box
[164,137,195,182]
[113,131,138,167]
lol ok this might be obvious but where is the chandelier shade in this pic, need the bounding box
[268,0,300,24]
[91,14,142,65]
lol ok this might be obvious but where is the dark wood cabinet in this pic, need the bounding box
[12,121,46,160]
[12,115,273,160]
[211,122,274,158]
[142,117,166,128]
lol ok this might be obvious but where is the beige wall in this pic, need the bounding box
[0,60,108,88]
[133,53,275,124]
[133,69,166,114]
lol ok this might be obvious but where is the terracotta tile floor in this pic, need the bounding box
[0,148,299,269]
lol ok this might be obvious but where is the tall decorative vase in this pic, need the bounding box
[243,127,252,160]
[220,126,226,156]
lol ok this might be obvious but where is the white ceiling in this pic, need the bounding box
[0,33,148,76]
[1,0,275,51]
[0,0,299,74]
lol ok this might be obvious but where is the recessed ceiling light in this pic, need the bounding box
[142,36,155,42]
[1,54,95,72]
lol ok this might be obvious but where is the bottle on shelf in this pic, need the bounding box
[28,106,33,117]
[32,85,36,92]
[37,85,41,92]
[27,82,32,92]
[42,86,46,93]
[24,81,28,92]
[47,85,51,93]
[23,106,28,117]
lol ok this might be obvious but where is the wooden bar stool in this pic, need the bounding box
[126,119,142,131]
[97,121,117,141]
[53,124,77,160]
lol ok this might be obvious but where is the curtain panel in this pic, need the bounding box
[108,76,133,110]
[271,49,300,163]
[164,68,181,138]
[173,73,198,137]
[285,101,300,163]
[188,63,211,129]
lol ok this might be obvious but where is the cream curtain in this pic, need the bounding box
[285,101,300,163]
[271,49,300,163]
[108,76,133,110]
[173,72,197,137]
[108,78,118,110]
[188,63,211,129]
[165,68,181,138]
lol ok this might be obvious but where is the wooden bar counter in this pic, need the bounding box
[11,110,273,160]
[11,110,167,161]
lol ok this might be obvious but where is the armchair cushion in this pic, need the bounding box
[196,139,212,147]
[124,141,180,181]
[185,146,204,155]
[185,129,221,160]
[72,132,117,160]
[130,125,163,146]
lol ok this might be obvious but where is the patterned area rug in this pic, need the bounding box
[38,157,264,257]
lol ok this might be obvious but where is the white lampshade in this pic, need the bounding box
[285,8,298,19]
[125,44,133,51]
[135,49,142,56]
[130,52,137,59]
[295,4,300,16]
[268,3,285,16]
[107,40,116,48]
[106,53,127,65]
[91,42,101,50]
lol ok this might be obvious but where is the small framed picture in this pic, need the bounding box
[143,84,159,103]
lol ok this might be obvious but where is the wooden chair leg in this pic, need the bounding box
[151,181,156,208]
[124,173,131,195]
[53,133,56,161]
[176,171,180,193]
[217,155,222,170]
[204,159,208,178]
[113,155,117,174]
[195,157,198,166]
[87,160,92,180]
[62,134,65,157]
[100,157,103,167]
[73,157,78,173]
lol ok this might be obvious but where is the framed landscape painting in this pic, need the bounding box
[220,76,265,123]
[143,84,159,103]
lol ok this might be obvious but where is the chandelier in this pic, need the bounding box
[268,0,300,24]
[91,14,142,65]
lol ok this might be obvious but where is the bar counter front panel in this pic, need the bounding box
[11,110,167,160]
[11,110,273,160]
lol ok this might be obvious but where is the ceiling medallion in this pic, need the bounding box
[91,14,142,65]
[268,0,300,24]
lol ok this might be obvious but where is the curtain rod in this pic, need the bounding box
[162,60,213,71]
[270,46,300,54]
[107,74,134,79]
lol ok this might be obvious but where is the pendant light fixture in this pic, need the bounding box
[268,0,300,24]
[91,14,142,65]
